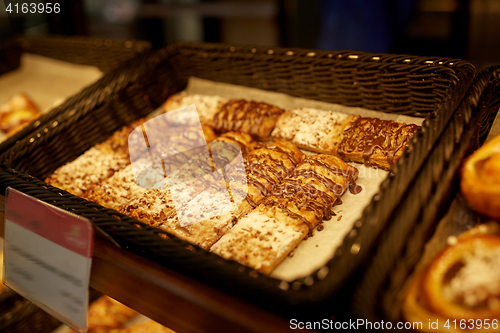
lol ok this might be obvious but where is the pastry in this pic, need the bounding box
[272,108,419,169]
[122,170,237,250]
[461,134,500,220]
[210,197,311,274]
[45,120,145,197]
[403,222,500,331]
[70,296,137,333]
[202,125,218,142]
[210,131,256,156]
[210,154,357,273]
[162,91,228,126]
[271,108,358,154]
[280,154,359,222]
[211,99,284,141]
[85,159,170,212]
[110,320,176,333]
[0,93,40,135]
[235,141,305,218]
[338,117,420,169]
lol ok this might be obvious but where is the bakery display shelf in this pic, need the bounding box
[0,42,476,322]
[0,35,152,157]
[351,65,500,323]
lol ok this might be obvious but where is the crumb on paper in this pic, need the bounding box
[289,251,294,257]
[317,223,324,231]
[337,215,343,221]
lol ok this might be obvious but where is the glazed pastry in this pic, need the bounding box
[338,117,419,170]
[0,93,40,134]
[210,131,256,156]
[272,108,419,170]
[162,91,228,126]
[403,222,500,332]
[211,99,284,141]
[71,296,138,333]
[202,125,218,142]
[110,320,176,333]
[461,134,500,220]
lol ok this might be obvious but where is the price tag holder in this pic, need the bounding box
[3,188,93,332]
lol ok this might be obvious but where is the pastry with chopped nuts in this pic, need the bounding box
[210,196,312,274]
[162,91,228,127]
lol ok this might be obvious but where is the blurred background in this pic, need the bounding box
[1,0,499,70]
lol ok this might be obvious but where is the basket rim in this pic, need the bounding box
[0,42,477,310]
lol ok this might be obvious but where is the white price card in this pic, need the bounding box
[3,188,93,333]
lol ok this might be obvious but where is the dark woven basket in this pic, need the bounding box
[0,290,61,333]
[0,42,476,319]
[351,65,500,323]
[0,35,152,158]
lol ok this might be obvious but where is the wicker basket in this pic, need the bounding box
[351,65,500,322]
[0,42,477,319]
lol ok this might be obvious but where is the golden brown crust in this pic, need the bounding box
[162,92,228,126]
[110,320,176,333]
[0,93,40,134]
[212,99,284,141]
[44,119,149,198]
[234,143,305,218]
[210,131,256,156]
[461,134,500,220]
[74,296,137,333]
[422,235,500,320]
[44,146,130,198]
[85,159,169,212]
[338,117,419,170]
[402,272,461,333]
[202,125,218,142]
[255,141,305,166]
[277,154,358,224]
